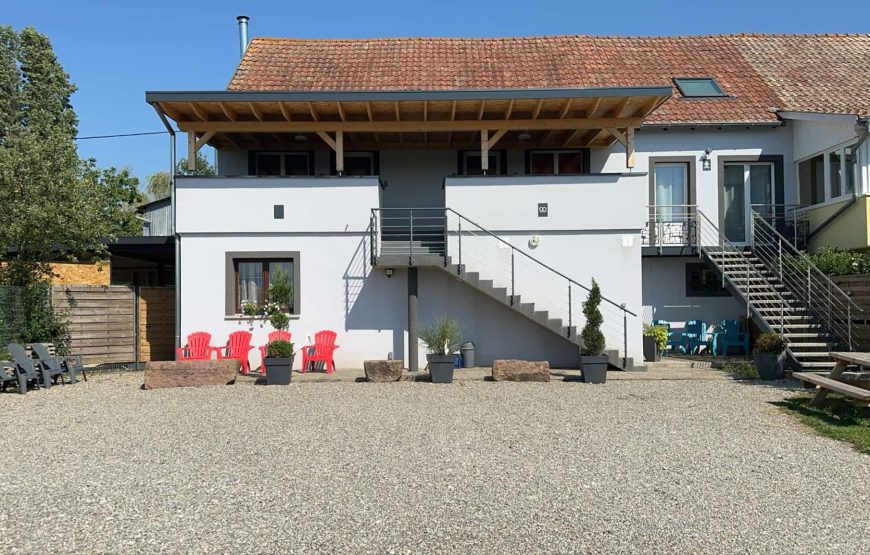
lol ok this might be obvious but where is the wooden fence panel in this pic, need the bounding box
[52,286,135,365]
[139,287,175,362]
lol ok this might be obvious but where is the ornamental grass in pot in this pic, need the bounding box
[753,332,786,381]
[419,316,462,384]
[643,324,668,362]
[580,279,609,384]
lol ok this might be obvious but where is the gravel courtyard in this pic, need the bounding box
[1,372,868,554]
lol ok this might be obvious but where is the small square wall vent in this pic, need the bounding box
[274,204,285,219]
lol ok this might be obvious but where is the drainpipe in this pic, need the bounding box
[237,16,250,58]
[150,104,180,353]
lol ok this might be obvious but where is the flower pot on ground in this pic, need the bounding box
[580,279,609,384]
[264,340,295,385]
[643,324,667,362]
[419,316,462,384]
[753,332,786,380]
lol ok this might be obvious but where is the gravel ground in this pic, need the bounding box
[1,373,868,554]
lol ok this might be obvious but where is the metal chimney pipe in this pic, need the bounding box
[237,15,250,57]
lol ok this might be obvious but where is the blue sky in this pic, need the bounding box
[6,0,869,185]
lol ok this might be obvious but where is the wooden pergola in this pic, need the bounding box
[146,87,672,172]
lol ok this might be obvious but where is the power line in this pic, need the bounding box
[75,130,173,140]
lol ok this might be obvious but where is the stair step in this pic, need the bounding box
[788,342,835,348]
[797,361,838,369]
[784,333,830,338]
[790,351,834,358]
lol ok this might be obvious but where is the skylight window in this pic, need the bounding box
[673,78,726,98]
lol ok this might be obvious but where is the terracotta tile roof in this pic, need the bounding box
[227,34,870,124]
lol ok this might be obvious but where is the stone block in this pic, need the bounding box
[364,360,403,382]
[491,359,550,382]
[144,359,239,390]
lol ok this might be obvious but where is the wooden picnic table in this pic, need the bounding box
[793,352,870,407]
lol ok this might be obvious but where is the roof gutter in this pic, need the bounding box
[149,103,181,352]
[642,121,784,129]
[145,85,673,104]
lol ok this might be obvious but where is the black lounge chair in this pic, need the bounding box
[31,343,79,384]
[1,361,23,393]
[5,344,44,393]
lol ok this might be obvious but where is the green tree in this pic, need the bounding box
[145,151,216,200]
[580,279,606,356]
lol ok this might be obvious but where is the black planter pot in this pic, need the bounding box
[264,356,294,385]
[427,354,455,384]
[643,336,661,362]
[754,352,783,381]
[580,355,609,384]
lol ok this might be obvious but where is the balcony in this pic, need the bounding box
[642,205,699,255]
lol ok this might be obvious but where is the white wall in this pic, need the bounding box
[642,257,744,334]
[791,119,859,161]
[176,177,380,234]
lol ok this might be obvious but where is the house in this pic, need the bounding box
[146,23,870,372]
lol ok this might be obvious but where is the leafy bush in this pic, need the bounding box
[643,324,668,351]
[805,247,870,276]
[722,360,759,379]
[581,279,605,356]
[266,339,295,358]
[419,316,462,355]
[754,332,787,354]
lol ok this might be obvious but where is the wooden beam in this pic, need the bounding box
[336,102,346,121]
[157,102,184,122]
[481,129,489,172]
[558,98,574,119]
[505,99,514,120]
[486,129,508,150]
[278,102,292,122]
[188,102,208,121]
[308,102,319,121]
[477,100,486,120]
[611,97,631,118]
[585,97,602,118]
[335,131,344,174]
[218,102,237,121]
[531,98,544,119]
[187,132,196,170]
[366,102,374,121]
[394,102,401,121]
[626,127,636,169]
[221,133,243,149]
[316,131,337,151]
[605,127,627,146]
[248,102,264,122]
[194,131,216,152]
[178,116,646,134]
[562,129,583,147]
[447,101,457,145]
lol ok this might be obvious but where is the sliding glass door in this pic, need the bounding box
[723,163,774,244]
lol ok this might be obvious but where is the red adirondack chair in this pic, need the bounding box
[301,330,339,373]
[176,332,214,361]
[258,330,292,374]
[215,330,255,374]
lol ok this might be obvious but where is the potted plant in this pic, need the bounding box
[262,267,294,385]
[264,340,295,385]
[580,279,608,384]
[643,324,668,362]
[419,316,462,384]
[753,332,786,380]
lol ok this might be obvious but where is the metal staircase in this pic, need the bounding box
[696,209,862,371]
[370,208,641,370]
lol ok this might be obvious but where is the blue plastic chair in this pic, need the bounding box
[683,320,713,355]
[653,319,685,353]
[712,319,750,356]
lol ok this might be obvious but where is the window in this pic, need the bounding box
[673,78,727,98]
[653,163,688,221]
[685,263,729,297]
[335,152,378,176]
[798,154,825,205]
[458,150,504,175]
[830,151,842,198]
[228,254,299,315]
[846,148,857,195]
[528,150,587,175]
[254,152,313,176]
[797,143,859,206]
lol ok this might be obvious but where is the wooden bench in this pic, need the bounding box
[793,352,870,407]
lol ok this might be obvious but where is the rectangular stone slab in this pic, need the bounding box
[491,360,550,382]
[144,360,240,390]
[364,360,403,382]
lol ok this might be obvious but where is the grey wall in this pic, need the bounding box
[141,201,172,236]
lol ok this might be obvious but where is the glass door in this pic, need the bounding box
[651,163,689,246]
[723,163,774,244]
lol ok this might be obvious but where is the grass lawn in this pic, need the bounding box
[774,394,870,454]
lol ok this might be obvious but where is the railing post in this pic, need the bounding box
[409,210,414,265]
[457,217,462,275]
[510,249,515,306]
[720,230,725,289]
[807,265,811,304]
[568,283,572,337]
[848,304,853,351]
[622,304,628,370]
[778,238,782,282]
[828,281,833,326]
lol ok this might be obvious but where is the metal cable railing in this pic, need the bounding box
[642,204,698,250]
[370,207,638,366]
[750,211,861,350]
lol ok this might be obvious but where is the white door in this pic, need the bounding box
[723,163,774,244]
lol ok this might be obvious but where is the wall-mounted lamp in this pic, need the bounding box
[385,268,393,278]
[700,148,712,171]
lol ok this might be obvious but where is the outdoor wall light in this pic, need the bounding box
[700,148,712,171]
[385,268,393,278]
[294,133,307,142]
[518,131,532,141]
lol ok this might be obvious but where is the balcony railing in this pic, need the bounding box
[642,205,698,250]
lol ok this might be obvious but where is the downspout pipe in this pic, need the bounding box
[150,103,180,352]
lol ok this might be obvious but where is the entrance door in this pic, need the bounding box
[723,163,774,244]
[652,163,689,245]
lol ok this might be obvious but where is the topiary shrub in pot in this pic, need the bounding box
[643,324,668,362]
[264,340,295,385]
[580,279,608,384]
[753,332,786,380]
[419,316,462,384]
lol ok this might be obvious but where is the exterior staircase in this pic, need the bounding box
[371,208,642,371]
[697,210,861,372]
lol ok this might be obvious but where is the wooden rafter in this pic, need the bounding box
[505,99,514,120]
[585,97,602,118]
[336,102,346,121]
[278,102,292,122]
[186,131,216,170]
[365,102,374,121]
[218,102,237,121]
[531,98,544,119]
[316,131,345,172]
[188,102,208,121]
[248,102,264,122]
[157,102,184,122]
[221,133,242,149]
[394,102,401,121]
[447,101,457,145]
[558,98,574,119]
[477,100,486,120]
[308,102,319,121]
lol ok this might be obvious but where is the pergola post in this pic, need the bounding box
[187,131,216,170]
[316,131,345,175]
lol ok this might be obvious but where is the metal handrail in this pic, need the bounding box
[644,204,698,249]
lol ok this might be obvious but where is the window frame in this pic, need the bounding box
[673,77,727,98]
[330,151,380,176]
[250,151,314,176]
[456,150,507,176]
[685,262,730,297]
[796,141,861,206]
[524,149,590,175]
[225,251,301,316]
